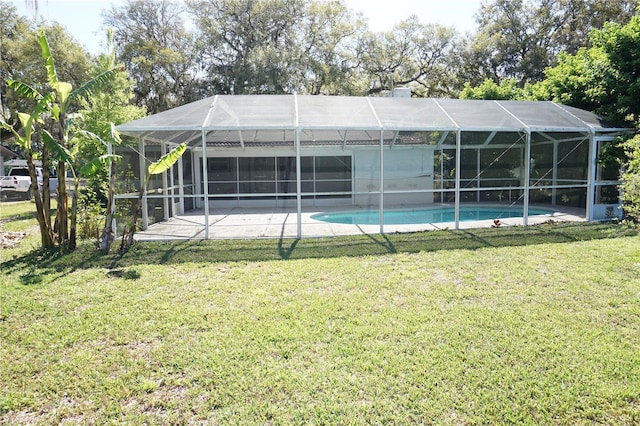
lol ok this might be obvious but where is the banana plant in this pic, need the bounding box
[0,100,56,248]
[40,28,121,249]
[120,143,187,251]
[3,28,120,250]
[41,122,122,252]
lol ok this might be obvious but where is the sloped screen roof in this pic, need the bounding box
[118,94,625,146]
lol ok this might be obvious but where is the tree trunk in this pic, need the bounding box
[100,159,117,254]
[120,179,146,251]
[69,179,79,251]
[26,155,54,248]
[41,143,52,231]
[55,161,69,247]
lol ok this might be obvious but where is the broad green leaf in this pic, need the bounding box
[148,143,187,175]
[79,154,121,177]
[0,119,30,150]
[42,130,73,164]
[7,80,43,101]
[67,67,120,109]
[51,104,61,122]
[17,112,32,129]
[39,29,58,87]
[54,81,73,108]
[109,123,123,145]
[33,96,54,121]
[73,129,106,146]
[0,120,12,132]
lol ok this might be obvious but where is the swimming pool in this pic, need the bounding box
[311,205,554,225]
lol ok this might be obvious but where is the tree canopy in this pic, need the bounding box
[1,1,92,136]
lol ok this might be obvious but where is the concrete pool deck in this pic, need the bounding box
[135,206,587,241]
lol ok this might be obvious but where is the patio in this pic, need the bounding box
[134,206,587,241]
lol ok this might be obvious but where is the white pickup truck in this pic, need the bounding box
[0,167,59,200]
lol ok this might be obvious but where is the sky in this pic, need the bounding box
[11,0,483,55]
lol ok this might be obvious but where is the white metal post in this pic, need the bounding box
[162,142,170,220]
[379,130,384,234]
[296,128,302,239]
[552,141,558,205]
[523,131,532,226]
[586,133,597,221]
[476,148,481,202]
[202,131,210,239]
[177,154,185,214]
[454,130,461,229]
[139,136,149,230]
[107,143,116,232]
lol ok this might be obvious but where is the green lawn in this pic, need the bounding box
[1,201,640,424]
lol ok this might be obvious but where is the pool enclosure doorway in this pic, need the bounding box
[116,95,628,239]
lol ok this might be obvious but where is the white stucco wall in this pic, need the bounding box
[354,147,434,207]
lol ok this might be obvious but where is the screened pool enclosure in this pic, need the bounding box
[116,95,627,239]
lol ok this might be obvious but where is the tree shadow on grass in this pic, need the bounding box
[103,221,637,267]
[3,244,105,285]
[2,222,637,277]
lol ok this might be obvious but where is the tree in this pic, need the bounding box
[459,78,527,100]
[0,1,32,126]
[591,14,640,219]
[459,0,636,87]
[591,15,640,124]
[1,2,92,142]
[102,0,198,114]
[550,0,635,55]
[186,0,367,95]
[75,31,146,252]
[461,0,555,85]
[76,30,146,191]
[533,12,640,125]
[620,135,640,222]
[2,29,118,250]
[539,47,614,114]
[187,0,305,94]
[540,12,640,219]
[1,100,56,247]
[293,0,366,95]
[357,16,460,96]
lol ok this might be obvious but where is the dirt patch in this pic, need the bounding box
[0,231,27,248]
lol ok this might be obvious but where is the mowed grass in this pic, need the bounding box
[1,201,640,424]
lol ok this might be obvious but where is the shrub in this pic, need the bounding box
[620,134,640,222]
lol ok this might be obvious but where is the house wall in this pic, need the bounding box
[353,148,434,207]
[191,146,435,209]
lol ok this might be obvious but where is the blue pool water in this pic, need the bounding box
[311,206,553,225]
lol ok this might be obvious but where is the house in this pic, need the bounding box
[116,94,629,239]
[0,144,20,176]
